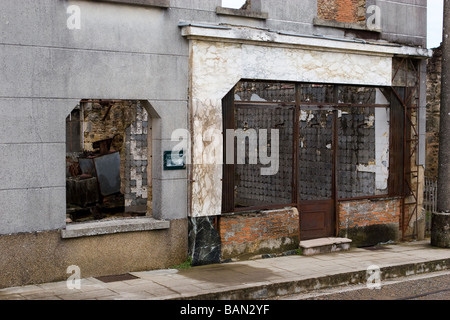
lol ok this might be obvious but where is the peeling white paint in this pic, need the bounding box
[188,37,394,217]
[300,110,316,123]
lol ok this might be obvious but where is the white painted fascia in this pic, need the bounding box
[180,24,432,59]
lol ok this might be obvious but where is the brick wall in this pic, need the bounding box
[317,0,366,24]
[339,198,401,229]
[219,208,299,259]
[338,198,401,246]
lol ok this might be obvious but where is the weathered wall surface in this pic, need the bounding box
[426,46,442,180]
[220,208,300,260]
[0,0,429,285]
[0,219,188,289]
[339,198,401,246]
[0,0,428,233]
[0,0,192,234]
[370,0,427,47]
[189,38,393,217]
[318,0,366,24]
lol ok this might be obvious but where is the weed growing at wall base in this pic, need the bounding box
[170,256,193,270]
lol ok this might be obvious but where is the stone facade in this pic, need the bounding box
[426,45,442,180]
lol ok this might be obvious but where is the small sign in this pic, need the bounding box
[164,150,186,170]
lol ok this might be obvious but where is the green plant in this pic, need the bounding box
[170,256,193,270]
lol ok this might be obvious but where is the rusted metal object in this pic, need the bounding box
[93,152,121,197]
[391,57,421,241]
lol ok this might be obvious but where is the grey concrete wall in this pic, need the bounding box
[372,0,427,47]
[262,0,427,47]
[0,0,427,235]
[0,219,188,289]
[0,0,193,234]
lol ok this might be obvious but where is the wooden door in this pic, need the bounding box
[298,109,337,240]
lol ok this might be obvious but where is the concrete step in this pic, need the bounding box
[300,237,352,256]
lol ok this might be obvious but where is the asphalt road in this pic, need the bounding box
[279,271,450,300]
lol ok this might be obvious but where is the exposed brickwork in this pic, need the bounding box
[317,0,366,24]
[124,101,149,212]
[219,208,299,259]
[339,198,401,229]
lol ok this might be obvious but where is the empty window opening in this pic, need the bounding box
[65,100,152,224]
[222,0,249,9]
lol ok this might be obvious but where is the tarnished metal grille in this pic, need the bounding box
[298,109,334,201]
[223,81,400,217]
[235,81,296,103]
[234,104,294,208]
[337,106,380,199]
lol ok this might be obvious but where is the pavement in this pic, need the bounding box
[0,240,449,301]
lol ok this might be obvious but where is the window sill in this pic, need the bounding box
[87,0,170,8]
[216,7,268,20]
[313,17,381,33]
[61,217,170,239]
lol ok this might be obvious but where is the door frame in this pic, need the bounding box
[297,107,339,241]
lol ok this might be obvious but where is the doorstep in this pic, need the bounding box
[300,237,353,256]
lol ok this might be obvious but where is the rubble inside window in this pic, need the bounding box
[65,100,151,224]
